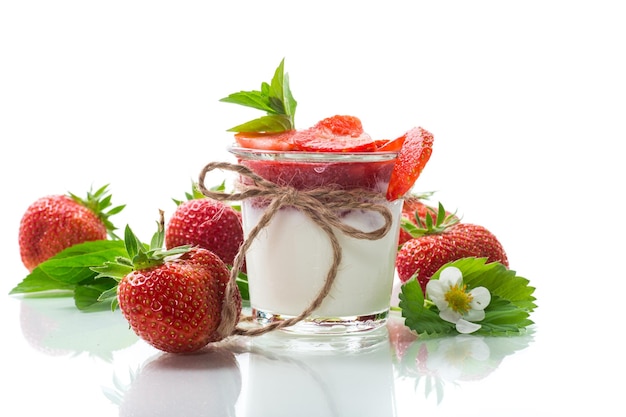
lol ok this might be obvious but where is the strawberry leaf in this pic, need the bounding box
[399,257,537,336]
[399,277,456,336]
[431,257,537,312]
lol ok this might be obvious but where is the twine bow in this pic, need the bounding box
[197,161,394,339]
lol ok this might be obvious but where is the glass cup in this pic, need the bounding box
[230,147,403,336]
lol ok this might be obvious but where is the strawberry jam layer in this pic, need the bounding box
[229,148,397,193]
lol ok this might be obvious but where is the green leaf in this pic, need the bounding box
[399,277,456,336]
[221,58,297,133]
[9,240,128,295]
[9,268,76,294]
[399,257,537,337]
[235,270,249,302]
[432,258,537,312]
[220,91,276,113]
[226,114,293,133]
[74,277,118,311]
[476,296,534,336]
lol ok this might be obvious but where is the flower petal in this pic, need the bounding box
[439,308,462,324]
[469,286,491,310]
[439,266,463,287]
[455,319,481,334]
[464,308,485,322]
[426,280,448,310]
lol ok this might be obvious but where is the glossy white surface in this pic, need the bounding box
[2,1,625,416]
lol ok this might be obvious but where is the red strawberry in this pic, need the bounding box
[18,185,124,271]
[293,115,378,152]
[396,204,508,293]
[110,223,242,354]
[165,185,243,267]
[386,127,434,201]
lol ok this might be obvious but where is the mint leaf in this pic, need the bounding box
[220,58,297,133]
[269,59,296,117]
[74,277,118,311]
[9,240,127,295]
[227,114,294,133]
[219,91,276,113]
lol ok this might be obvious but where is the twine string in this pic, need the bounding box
[197,161,393,339]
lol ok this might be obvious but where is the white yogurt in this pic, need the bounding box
[241,200,403,322]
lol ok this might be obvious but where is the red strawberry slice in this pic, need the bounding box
[375,135,405,152]
[313,115,364,136]
[293,130,378,152]
[386,127,434,200]
[293,115,378,152]
[234,130,297,151]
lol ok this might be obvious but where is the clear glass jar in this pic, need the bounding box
[230,147,403,335]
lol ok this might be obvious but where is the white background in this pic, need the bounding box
[1,1,625,415]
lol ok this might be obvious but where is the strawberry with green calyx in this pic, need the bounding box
[94,213,242,353]
[220,58,297,134]
[165,182,244,267]
[18,184,125,272]
[395,203,509,293]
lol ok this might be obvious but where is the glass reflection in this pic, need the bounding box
[243,327,396,417]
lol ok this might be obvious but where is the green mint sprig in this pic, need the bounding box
[399,257,537,337]
[220,58,297,133]
[9,240,128,311]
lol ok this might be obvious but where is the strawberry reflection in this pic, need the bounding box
[18,296,138,361]
[388,315,534,403]
[117,344,242,417]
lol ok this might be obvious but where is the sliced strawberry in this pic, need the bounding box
[293,129,378,152]
[292,115,378,152]
[386,127,434,201]
[375,135,405,152]
[234,130,297,151]
[313,115,364,137]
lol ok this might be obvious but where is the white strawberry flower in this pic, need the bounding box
[426,266,491,334]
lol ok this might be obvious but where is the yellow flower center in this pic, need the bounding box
[444,284,473,314]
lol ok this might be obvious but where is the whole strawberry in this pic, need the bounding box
[165,183,243,267]
[98,220,242,354]
[18,185,124,271]
[396,204,508,292]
